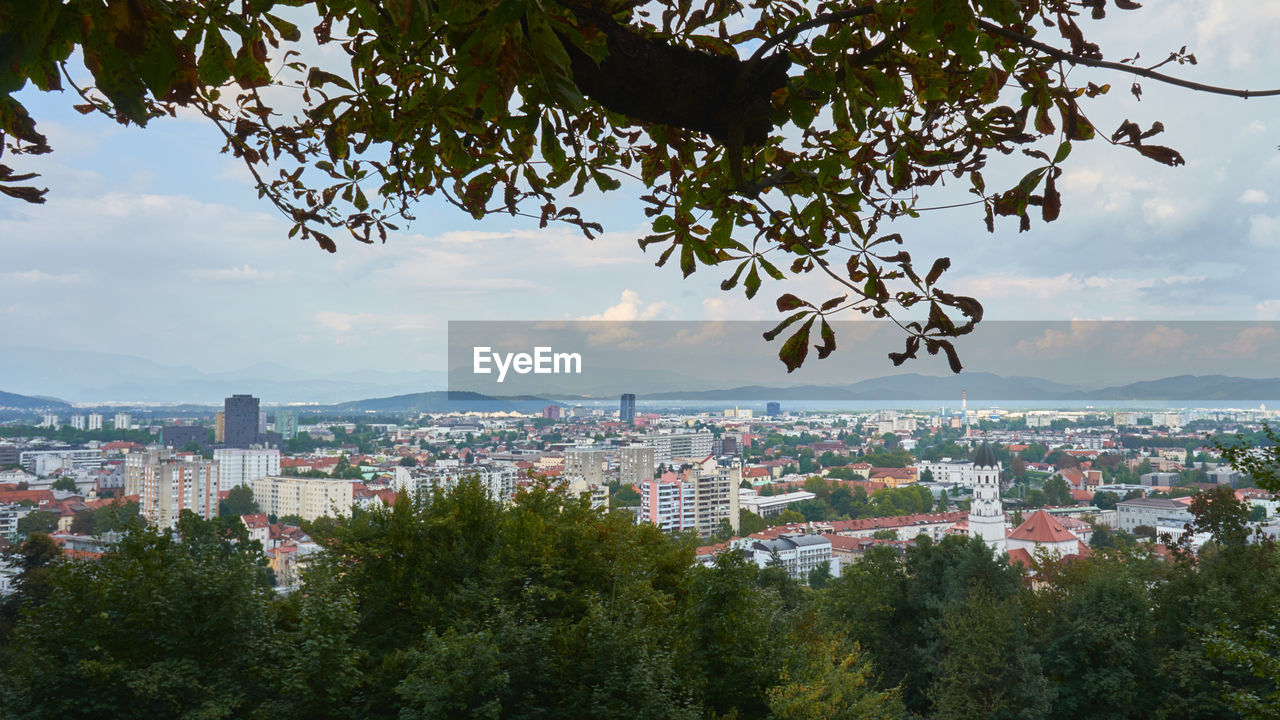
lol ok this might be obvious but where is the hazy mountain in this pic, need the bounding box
[333,391,559,414]
[0,390,73,414]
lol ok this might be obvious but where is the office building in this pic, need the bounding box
[161,425,208,450]
[213,448,281,491]
[766,401,781,417]
[224,394,260,448]
[275,410,298,440]
[1117,497,1194,533]
[250,475,354,522]
[620,393,636,424]
[743,535,835,581]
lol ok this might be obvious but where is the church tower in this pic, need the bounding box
[968,441,1006,555]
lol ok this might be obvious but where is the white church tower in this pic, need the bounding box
[968,442,1006,555]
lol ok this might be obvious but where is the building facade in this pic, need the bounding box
[967,442,1006,555]
[620,393,636,424]
[250,475,354,522]
[213,448,281,491]
[126,448,220,528]
[223,394,260,449]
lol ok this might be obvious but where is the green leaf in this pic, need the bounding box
[198,28,235,87]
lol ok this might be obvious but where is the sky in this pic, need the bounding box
[2,0,1278,389]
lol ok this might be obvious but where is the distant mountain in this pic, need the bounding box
[333,391,559,414]
[635,373,1280,403]
[0,390,73,414]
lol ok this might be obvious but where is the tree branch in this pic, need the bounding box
[976,20,1280,99]
[747,7,876,66]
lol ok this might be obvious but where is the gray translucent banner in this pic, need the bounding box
[447,320,1280,407]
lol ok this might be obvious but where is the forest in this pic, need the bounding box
[1,480,1277,720]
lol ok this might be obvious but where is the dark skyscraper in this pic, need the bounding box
[620,393,636,424]
[766,402,781,417]
[224,394,260,448]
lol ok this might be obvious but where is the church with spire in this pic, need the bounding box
[968,441,1006,555]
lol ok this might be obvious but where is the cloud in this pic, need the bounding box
[1011,321,1103,357]
[314,311,435,345]
[579,290,677,321]
[1212,325,1278,357]
[0,270,83,284]
[189,265,294,283]
[1130,325,1193,358]
[1258,300,1280,320]
[1239,189,1270,205]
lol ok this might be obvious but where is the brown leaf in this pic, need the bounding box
[1135,144,1185,166]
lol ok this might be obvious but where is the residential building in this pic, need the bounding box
[250,475,354,522]
[742,534,836,581]
[126,448,220,528]
[639,432,714,463]
[1117,496,1194,533]
[39,414,59,429]
[70,414,87,431]
[87,413,103,431]
[113,412,131,430]
[739,489,816,518]
[916,459,981,487]
[617,445,655,485]
[213,448,281,491]
[1140,471,1180,487]
[639,464,740,538]
[224,394,260,449]
[20,449,102,475]
[215,412,225,443]
[563,446,605,487]
[620,393,636,424]
[393,464,519,504]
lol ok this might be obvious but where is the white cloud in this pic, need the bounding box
[579,289,677,321]
[314,311,435,345]
[0,270,83,284]
[1130,325,1193,358]
[1258,300,1280,320]
[1248,215,1280,248]
[1239,189,1269,205]
[190,265,294,283]
[1213,325,1278,357]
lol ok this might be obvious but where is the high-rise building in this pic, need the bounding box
[620,393,636,424]
[87,413,103,431]
[639,432,714,463]
[212,448,281,491]
[967,442,1005,555]
[564,447,605,487]
[250,475,353,522]
[113,412,132,431]
[766,402,781,417]
[223,394,260,448]
[161,425,208,450]
[275,410,298,440]
[70,414,87,430]
[126,447,220,528]
[541,405,562,419]
[639,464,740,538]
[214,412,225,443]
[618,445,655,485]
[39,414,59,429]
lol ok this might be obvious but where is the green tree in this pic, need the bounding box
[219,484,261,518]
[612,483,641,507]
[399,455,418,467]
[1,513,276,719]
[1188,485,1252,548]
[16,511,58,536]
[5,1,1259,370]
[776,508,807,525]
[766,637,903,720]
[49,476,77,493]
[1043,475,1072,506]
[739,510,767,536]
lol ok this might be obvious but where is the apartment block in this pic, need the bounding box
[250,475,353,522]
[213,448,281,491]
[640,464,740,538]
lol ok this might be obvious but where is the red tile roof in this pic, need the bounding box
[1008,510,1076,543]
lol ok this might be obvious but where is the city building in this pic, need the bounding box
[250,475,354,522]
[739,488,816,518]
[639,432,714,463]
[160,425,208,450]
[639,464,740,538]
[215,411,225,443]
[766,401,781,417]
[617,445,655,486]
[70,414,87,430]
[125,448,220,528]
[542,405,562,419]
[563,446,605,487]
[741,534,836,581]
[1005,510,1087,564]
[113,412,132,430]
[213,448,281,491]
[275,410,299,441]
[915,458,981,487]
[87,413,103,431]
[20,449,103,475]
[967,442,1006,555]
[1116,496,1194,534]
[392,464,519,504]
[224,394,260,448]
[620,393,636,424]
[39,414,59,429]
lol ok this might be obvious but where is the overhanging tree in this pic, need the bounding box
[3,0,1277,370]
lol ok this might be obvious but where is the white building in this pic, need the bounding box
[617,445,655,486]
[70,414,87,431]
[250,475,354,522]
[1006,510,1087,564]
[87,413,103,431]
[393,464,520,504]
[126,448,220,528]
[639,432,714,463]
[739,489,816,518]
[113,412,132,430]
[39,414,59,429]
[740,534,839,582]
[916,458,981,488]
[212,448,281,491]
[967,442,1006,555]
